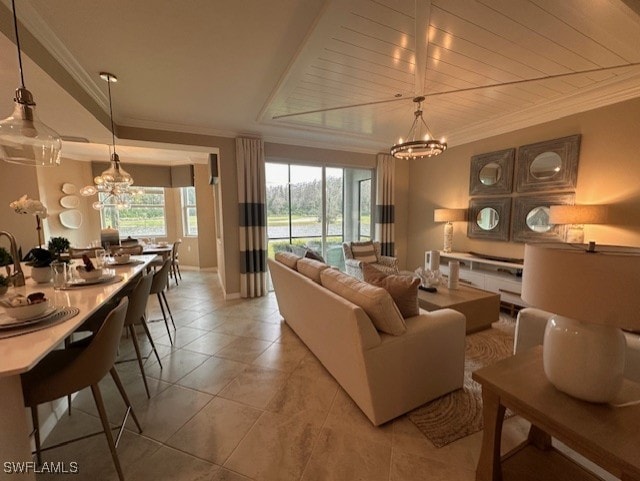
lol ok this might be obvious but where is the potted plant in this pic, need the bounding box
[24,248,55,284]
[0,274,9,295]
[48,237,70,261]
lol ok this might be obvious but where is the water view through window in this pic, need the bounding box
[266,163,373,270]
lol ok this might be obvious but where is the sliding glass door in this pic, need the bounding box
[266,162,373,270]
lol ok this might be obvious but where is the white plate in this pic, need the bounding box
[59,210,83,229]
[61,183,77,194]
[67,272,116,286]
[60,195,80,208]
[0,306,57,329]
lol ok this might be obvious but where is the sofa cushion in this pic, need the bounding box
[320,268,406,336]
[350,241,378,264]
[275,252,301,270]
[297,258,329,284]
[362,264,420,318]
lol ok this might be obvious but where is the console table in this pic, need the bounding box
[473,347,640,481]
[433,251,525,310]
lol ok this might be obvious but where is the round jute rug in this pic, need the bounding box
[407,317,515,448]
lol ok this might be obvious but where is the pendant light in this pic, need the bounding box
[80,72,134,210]
[390,96,447,159]
[0,0,62,166]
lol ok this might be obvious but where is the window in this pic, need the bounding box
[182,186,198,236]
[100,187,166,237]
[266,163,373,271]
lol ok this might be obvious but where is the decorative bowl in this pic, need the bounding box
[158,241,168,247]
[4,299,49,320]
[76,267,103,281]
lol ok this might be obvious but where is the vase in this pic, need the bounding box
[543,315,625,403]
[31,266,52,284]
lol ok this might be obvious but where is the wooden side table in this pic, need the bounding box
[473,347,640,481]
[417,284,500,334]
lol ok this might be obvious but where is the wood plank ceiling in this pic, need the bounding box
[261,0,640,147]
[6,0,640,153]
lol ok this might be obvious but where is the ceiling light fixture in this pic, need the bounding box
[80,72,135,210]
[390,96,447,159]
[0,0,62,166]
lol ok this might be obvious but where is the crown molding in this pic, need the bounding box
[118,116,240,139]
[120,115,385,154]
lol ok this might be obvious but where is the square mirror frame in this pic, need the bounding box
[469,148,515,196]
[515,134,581,193]
[467,197,512,242]
[511,193,575,243]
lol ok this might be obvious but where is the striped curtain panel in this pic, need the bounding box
[375,153,395,257]
[236,137,268,298]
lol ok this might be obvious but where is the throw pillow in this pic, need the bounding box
[275,251,301,270]
[350,241,378,264]
[297,258,328,284]
[320,268,407,336]
[362,264,420,318]
[304,248,325,263]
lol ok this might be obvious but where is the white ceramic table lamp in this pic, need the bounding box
[434,208,466,253]
[549,205,608,244]
[522,243,640,403]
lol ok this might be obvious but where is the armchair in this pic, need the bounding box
[342,240,398,280]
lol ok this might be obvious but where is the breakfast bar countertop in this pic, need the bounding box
[0,255,155,481]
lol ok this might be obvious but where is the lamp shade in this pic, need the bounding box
[521,243,640,331]
[434,208,466,223]
[549,205,608,225]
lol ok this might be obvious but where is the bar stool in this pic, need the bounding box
[121,271,161,398]
[150,259,176,344]
[21,298,141,481]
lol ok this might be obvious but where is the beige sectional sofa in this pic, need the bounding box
[268,254,466,426]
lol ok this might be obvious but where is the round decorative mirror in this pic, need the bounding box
[479,162,502,186]
[526,206,552,233]
[476,207,499,231]
[530,152,562,179]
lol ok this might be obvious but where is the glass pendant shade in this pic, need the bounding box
[98,153,133,186]
[0,88,62,166]
[81,154,135,210]
[79,72,136,210]
[79,185,97,196]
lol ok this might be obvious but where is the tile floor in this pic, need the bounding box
[36,270,531,481]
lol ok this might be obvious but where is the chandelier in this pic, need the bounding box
[80,72,135,210]
[0,0,62,167]
[390,96,447,159]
